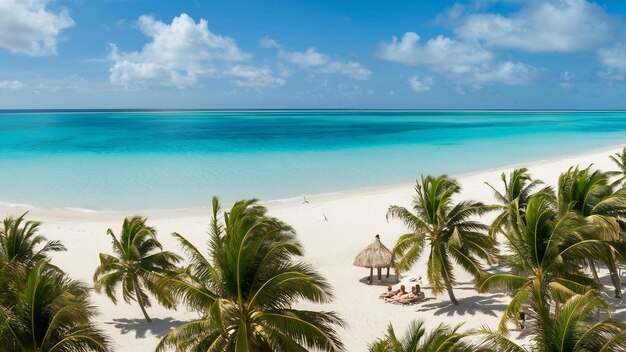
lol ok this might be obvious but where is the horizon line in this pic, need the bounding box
[2,108,626,113]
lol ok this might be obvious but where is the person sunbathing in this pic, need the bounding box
[397,285,426,304]
[379,285,399,298]
[391,285,410,302]
[383,285,407,302]
[415,284,425,299]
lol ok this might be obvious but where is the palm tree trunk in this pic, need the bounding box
[442,272,458,305]
[133,277,152,322]
[589,259,600,283]
[609,267,622,298]
[439,252,459,305]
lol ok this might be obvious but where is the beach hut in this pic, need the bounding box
[353,234,394,284]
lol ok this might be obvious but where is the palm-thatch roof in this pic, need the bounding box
[353,235,394,268]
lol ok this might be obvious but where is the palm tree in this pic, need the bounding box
[387,175,496,305]
[368,320,476,352]
[0,261,111,351]
[0,213,66,308]
[0,213,65,266]
[608,147,626,187]
[479,291,626,352]
[557,166,626,298]
[485,168,546,240]
[478,192,606,334]
[157,197,344,352]
[93,216,181,322]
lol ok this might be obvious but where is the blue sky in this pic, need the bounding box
[1,0,626,109]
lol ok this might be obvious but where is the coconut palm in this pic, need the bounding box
[0,261,111,352]
[478,291,626,352]
[477,191,606,334]
[368,320,476,352]
[608,147,626,187]
[387,175,496,305]
[0,213,65,266]
[93,216,181,322]
[485,168,546,240]
[157,197,344,352]
[557,166,626,298]
[0,213,66,309]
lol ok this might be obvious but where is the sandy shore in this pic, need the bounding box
[3,145,626,351]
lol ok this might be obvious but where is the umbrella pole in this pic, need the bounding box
[377,268,382,281]
[369,267,373,284]
[386,267,390,278]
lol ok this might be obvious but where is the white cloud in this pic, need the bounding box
[228,65,286,88]
[265,37,371,80]
[320,61,371,80]
[597,43,626,82]
[0,0,74,56]
[599,44,626,72]
[378,32,493,73]
[474,61,537,86]
[378,32,538,87]
[0,80,24,89]
[279,47,329,67]
[260,36,281,49]
[408,76,434,92]
[109,14,283,89]
[454,0,615,52]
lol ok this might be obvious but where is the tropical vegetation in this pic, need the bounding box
[387,175,496,305]
[0,213,110,352]
[368,320,476,352]
[477,190,605,333]
[156,197,345,351]
[93,215,182,322]
[479,291,626,352]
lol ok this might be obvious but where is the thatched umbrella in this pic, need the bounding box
[353,234,394,284]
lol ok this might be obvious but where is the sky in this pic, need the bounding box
[1,0,626,109]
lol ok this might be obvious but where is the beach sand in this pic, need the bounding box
[3,146,626,351]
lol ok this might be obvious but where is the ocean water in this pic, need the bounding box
[0,110,625,210]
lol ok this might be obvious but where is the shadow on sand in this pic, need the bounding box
[358,275,399,286]
[107,317,186,338]
[415,294,509,317]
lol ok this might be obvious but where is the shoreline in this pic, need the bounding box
[2,142,624,220]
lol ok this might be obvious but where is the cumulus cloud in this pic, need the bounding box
[378,32,538,87]
[279,47,329,67]
[0,80,24,89]
[378,32,493,73]
[0,0,75,56]
[109,14,283,89]
[453,0,615,53]
[408,76,434,92]
[264,37,371,80]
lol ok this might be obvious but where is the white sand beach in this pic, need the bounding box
[3,146,626,351]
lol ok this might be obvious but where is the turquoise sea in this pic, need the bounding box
[1,110,625,210]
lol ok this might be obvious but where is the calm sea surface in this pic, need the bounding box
[0,110,625,210]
